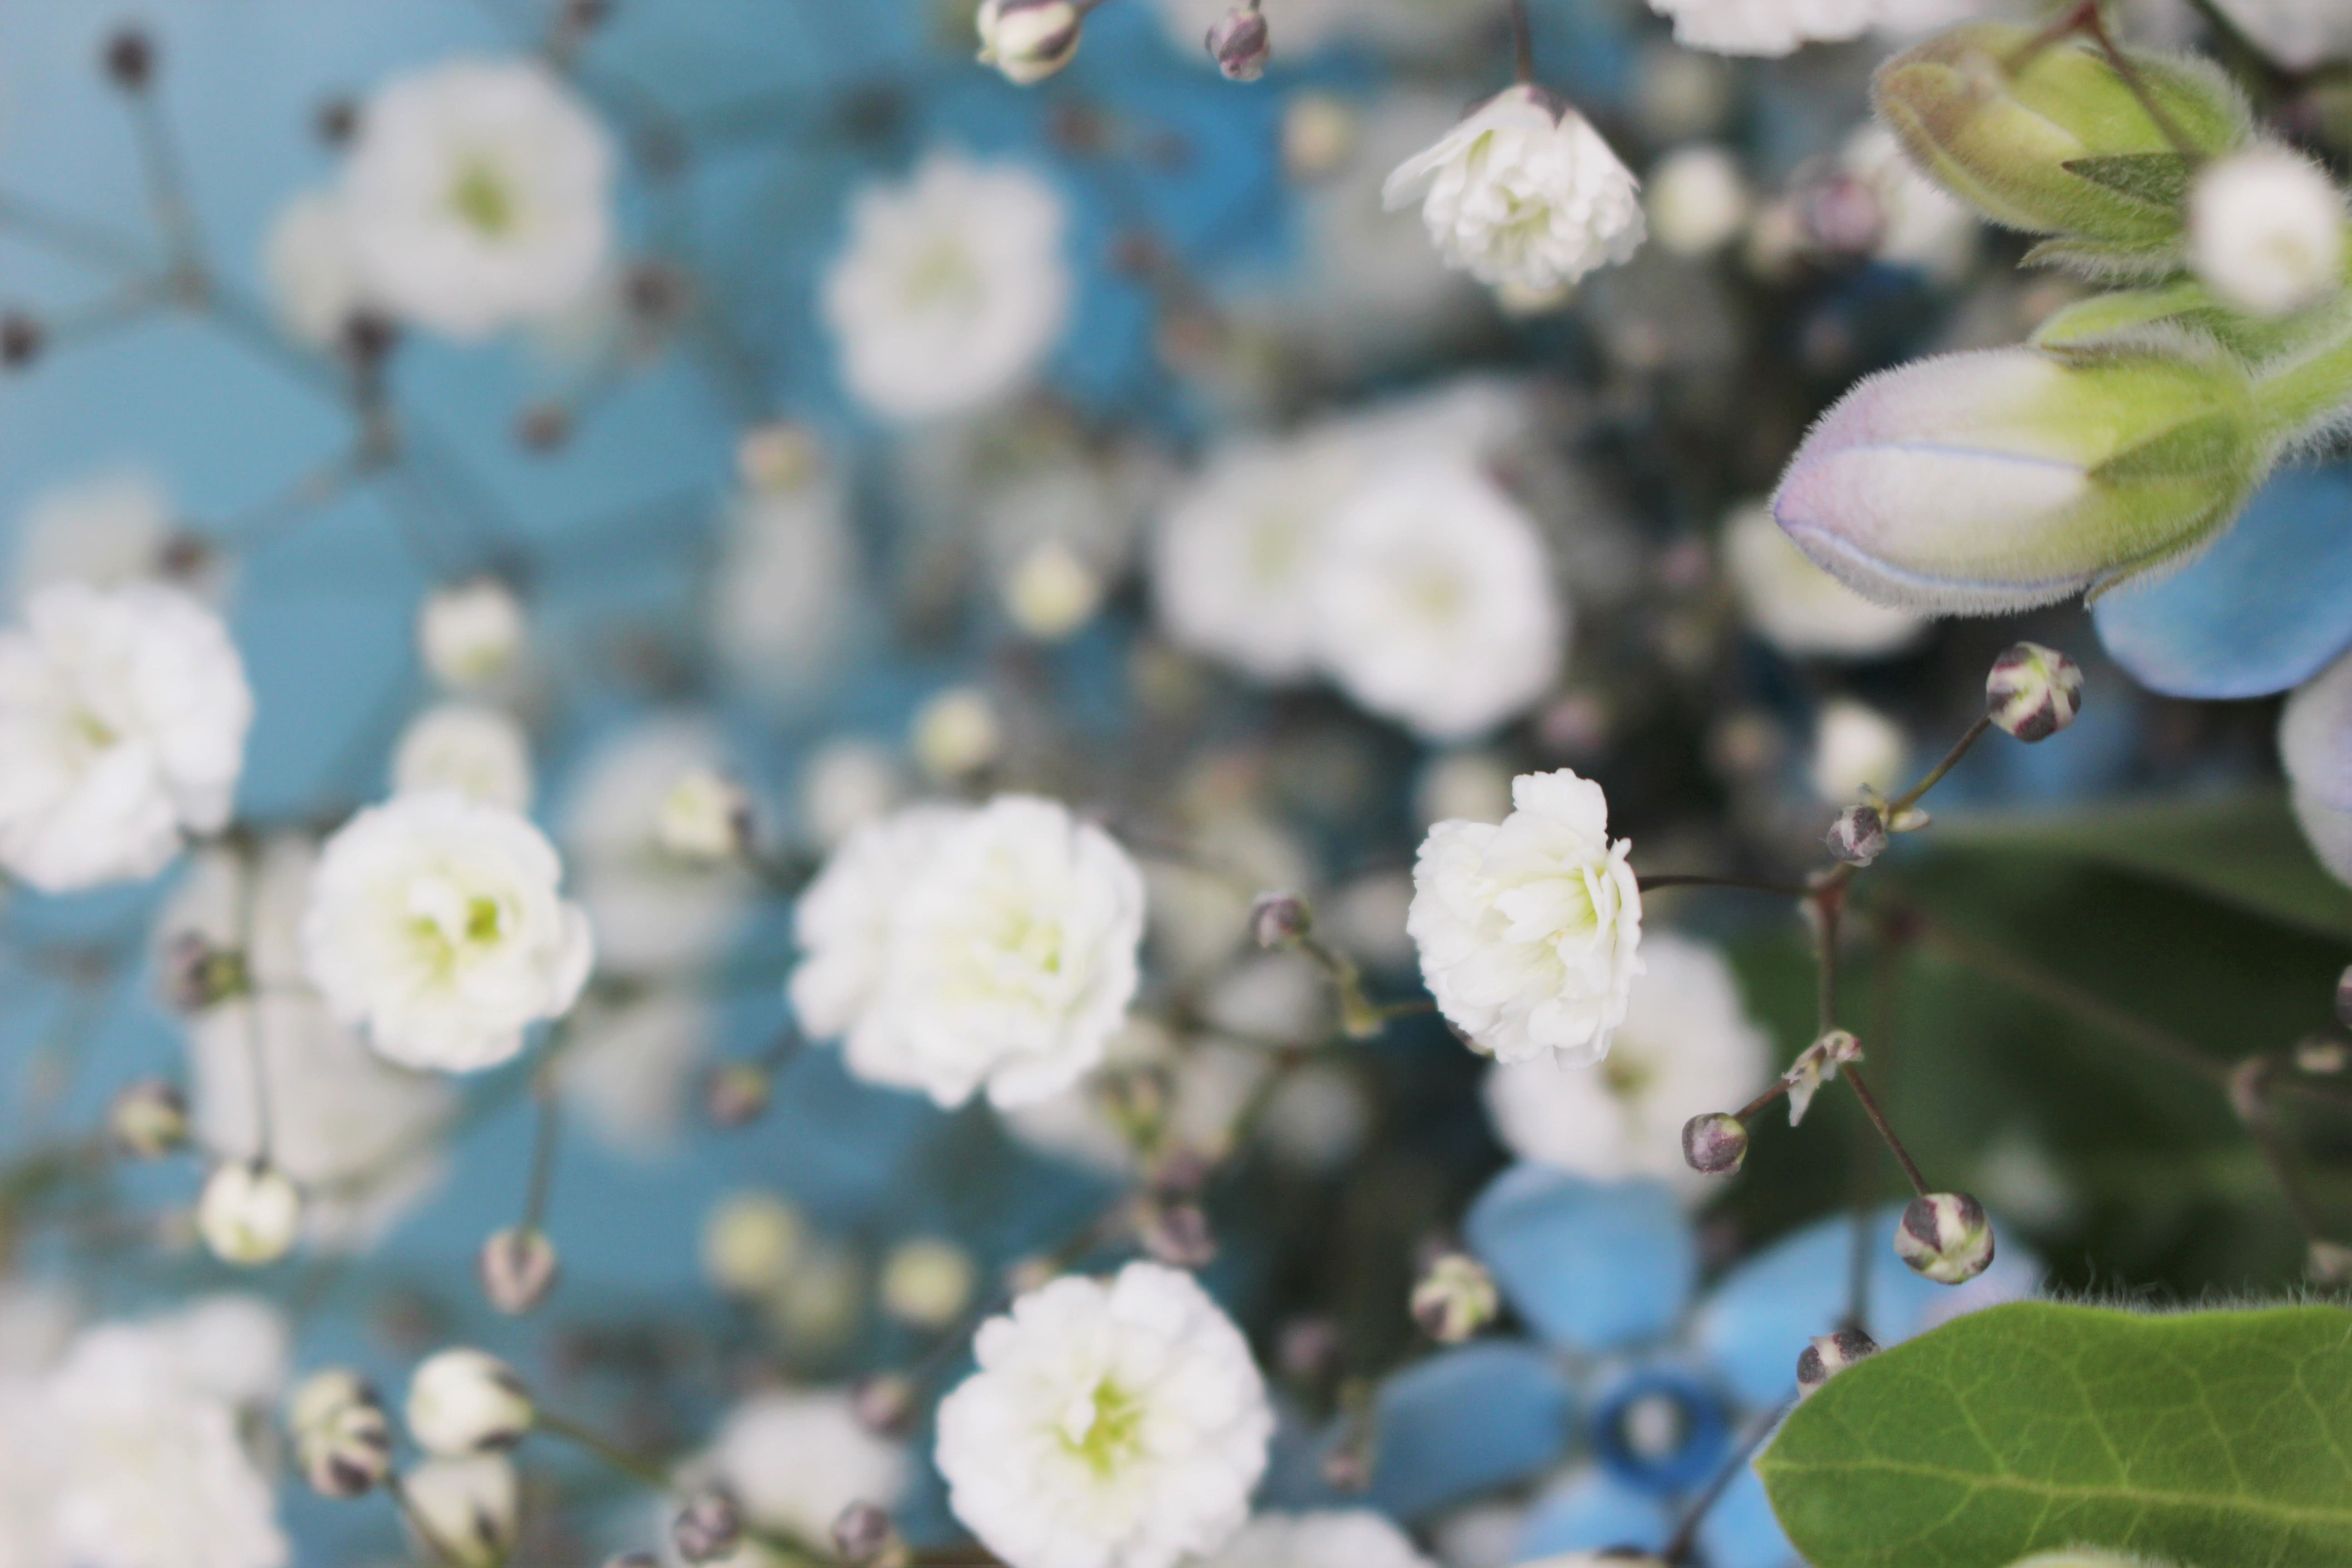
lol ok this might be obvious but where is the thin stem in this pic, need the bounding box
[1888,715,1992,818]
[2229,1060,2331,1246]
[1637,872,1810,898]
[234,841,274,1162]
[519,1067,562,1235]
[1506,0,1535,83]
[0,189,149,270]
[535,1409,673,1493]
[1735,1078,1793,1122]
[2078,3,2206,162]
[127,92,210,292]
[1842,1065,1929,1198]
[1661,1395,1798,1566]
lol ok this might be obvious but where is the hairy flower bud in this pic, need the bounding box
[1681,1112,1750,1176]
[833,1502,902,1565]
[1774,344,2271,616]
[672,1487,744,1565]
[478,1226,561,1315]
[1986,642,2084,741]
[1795,1325,1880,1398]
[109,1078,189,1157]
[290,1370,394,1498]
[1825,803,1890,866]
[1411,1254,1499,1343]
[976,0,1083,86]
[407,1348,534,1456]
[1895,1191,1995,1284]
[1206,7,1271,82]
[1249,890,1312,951]
[197,1160,302,1266]
[1874,23,2250,274]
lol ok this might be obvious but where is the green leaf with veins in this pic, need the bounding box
[1757,1301,2352,1568]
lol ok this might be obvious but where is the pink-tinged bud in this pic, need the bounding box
[833,1502,902,1565]
[1795,1325,1880,1397]
[2311,1240,2352,1285]
[1895,1191,1995,1284]
[1773,345,2269,617]
[1986,641,2084,741]
[289,1371,394,1499]
[1681,1112,1749,1176]
[1206,8,1271,82]
[1135,1198,1217,1269]
[671,1488,744,1565]
[477,1227,560,1315]
[1825,803,1890,866]
[1249,891,1312,950]
[703,1062,772,1129]
[852,1374,918,1436]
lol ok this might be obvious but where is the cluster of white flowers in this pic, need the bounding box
[789,795,1146,1108]
[1153,382,1566,740]
[936,1262,1273,1568]
[1409,768,1644,1065]
[676,1390,909,1562]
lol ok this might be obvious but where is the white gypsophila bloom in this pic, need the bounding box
[1645,145,1750,258]
[1720,501,1925,660]
[2190,146,2348,318]
[701,1391,909,1551]
[342,58,613,340]
[715,467,858,702]
[936,1263,1273,1568]
[1840,125,1980,283]
[0,582,252,893]
[418,579,526,692]
[563,717,755,976]
[12,472,214,608]
[1199,1513,1433,1568]
[1647,0,1879,55]
[392,703,534,811]
[789,796,1147,1109]
[2210,0,2352,72]
[1409,769,1643,1066]
[302,790,594,1073]
[1308,456,1564,742]
[799,738,904,850]
[1809,698,1907,802]
[401,1456,518,1568]
[1416,751,1517,829]
[557,989,711,1160]
[823,151,1071,422]
[263,189,369,349]
[1484,932,1771,1198]
[1382,85,1645,297]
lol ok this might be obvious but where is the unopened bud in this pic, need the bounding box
[1987,642,2083,742]
[833,1502,901,1564]
[671,1487,744,1565]
[1784,1029,1863,1127]
[406,1348,534,1457]
[477,1227,560,1315]
[1249,891,1312,951]
[1136,1197,1217,1269]
[0,312,43,369]
[2334,964,2352,1029]
[976,0,1083,86]
[515,403,572,453]
[1410,1254,1498,1344]
[880,1237,975,1328]
[1320,1444,1371,1493]
[1825,803,1889,867]
[1206,7,1271,82]
[1795,1325,1880,1398]
[851,1374,917,1437]
[1681,1112,1750,1176]
[289,1369,393,1498]
[657,768,753,863]
[109,1078,188,1158]
[703,1061,773,1129]
[161,932,251,1013]
[401,1456,519,1568]
[2296,1036,2347,1075]
[2309,1239,2352,1286]
[103,28,154,90]
[1278,1316,1342,1381]
[1894,1191,1995,1285]
[197,1160,302,1266]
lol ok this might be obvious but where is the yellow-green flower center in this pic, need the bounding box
[451,159,519,238]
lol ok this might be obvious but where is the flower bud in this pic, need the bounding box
[852,1373,918,1437]
[2338,964,2352,1029]
[1825,803,1890,867]
[197,1160,302,1267]
[1795,1325,1880,1398]
[2189,147,2347,319]
[1773,344,2270,617]
[109,1078,188,1158]
[2297,1035,2347,1075]
[0,312,43,369]
[478,1227,561,1316]
[1135,1197,1217,1269]
[289,1370,394,1498]
[976,0,1083,86]
[880,1237,976,1328]
[1206,7,1271,82]
[1894,1191,1996,1284]
[657,768,752,864]
[406,1348,534,1457]
[420,578,526,691]
[103,27,154,90]
[833,1502,902,1565]
[1986,642,2084,741]
[1873,23,2250,273]
[1249,891,1312,951]
[2310,1240,2352,1285]
[1410,1254,1499,1344]
[401,1456,519,1568]
[161,931,251,1013]
[701,1191,803,1295]
[1681,1112,1750,1176]
[703,1061,773,1129]
[671,1487,745,1565]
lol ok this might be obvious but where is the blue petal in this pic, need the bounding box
[2092,463,2352,699]
[1696,1462,1802,1568]
[1514,1468,1674,1559]
[1464,1166,1697,1354]
[1363,1342,1576,1522]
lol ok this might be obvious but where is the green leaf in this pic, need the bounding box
[1758,1301,2352,1568]
[2064,152,2198,210]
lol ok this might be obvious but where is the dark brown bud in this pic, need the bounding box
[315,97,360,147]
[516,404,573,453]
[1681,1112,1749,1176]
[103,28,154,90]
[1,312,44,369]
[1795,1325,1879,1397]
[1205,7,1271,82]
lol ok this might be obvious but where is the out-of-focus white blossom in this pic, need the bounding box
[1648,0,1878,56]
[2209,0,2352,72]
[418,579,526,692]
[1410,769,1643,1066]
[400,1456,519,1568]
[343,59,613,340]
[0,581,251,892]
[264,189,369,349]
[799,739,904,850]
[563,718,755,976]
[936,1263,1272,1568]
[392,703,533,811]
[1721,501,1925,660]
[303,791,595,1073]
[655,768,751,864]
[823,152,1070,422]
[701,1191,806,1297]
[1646,145,1750,257]
[714,461,858,702]
[1199,1513,1432,1568]
[881,1238,977,1328]
[559,989,712,1159]
[195,1161,303,1267]
[406,1349,532,1458]
[789,797,1146,1109]
[12,472,211,607]
[1484,932,1771,1197]
[1808,698,1907,802]
[1382,86,1645,297]
[1152,435,1356,684]
[1416,751,1516,829]
[695,1391,909,1555]
[1840,125,1981,282]
[911,687,1004,781]
[2189,146,2347,318]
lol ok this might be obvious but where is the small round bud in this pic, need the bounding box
[1894,1192,1995,1285]
[1278,1316,1342,1382]
[1249,891,1312,951]
[160,931,251,1014]
[109,1078,188,1158]
[1795,1325,1880,1398]
[1205,7,1271,82]
[477,1227,561,1316]
[289,1369,393,1498]
[657,768,753,864]
[515,403,573,453]
[911,687,1000,781]
[2309,1239,2352,1286]
[701,1191,803,1294]
[406,1348,534,1457]
[1986,642,2083,743]
[419,578,526,691]
[1824,803,1889,867]
[0,312,44,369]
[671,1487,744,1565]
[879,1237,975,1329]
[401,1456,519,1568]
[1320,1445,1371,1493]
[315,97,360,147]
[197,1159,302,1266]
[341,312,399,367]
[833,1502,901,1564]
[975,0,1083,86]
[2336,963,2352,1029]
[1135,1197,1217,1269]
[1410,1254,1498,1344]
[851,1373,917,1437]
[103,28,154,90]
[702,1061,773,1130]
[1681,1113,1749,1176]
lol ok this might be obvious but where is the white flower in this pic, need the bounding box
[0,582,252,892]
[418,579,526,691]
[823,152,1071,421]
[936,1263,1272,1568]
[703,1390,908,1548]
[1809,698,1907,802]
[882,1239,977,1328]
[1646,0,1879,56]
[1645,145,1749,258]
[2209,0,2352,73]
[12,472,212,607]
[1721,501,1924,660]
[2190,146,2347,318]
[406,1349,533,1457]
[342,58,613,340]
[392,703,533,810]
[701,1191,805,1297]
[1409,769,1643,1066]
[1382,86,1644,296]
[789,796,1147,1108]
[301,790,595,1073]
[1197,1513,1432,1568]
[799,739,904,850]
[1840,124,1979,283]
[563,718,754,976]
[655,768,750,863]
[1310,455,1564,741]
[264,189,369,349]
[714,463,858,702]
[911,686,1004,781]
[1484,932,1771,1196]
[195,1162,302,1267]
[558,988,712,1159]
[400,1456,518,1568]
